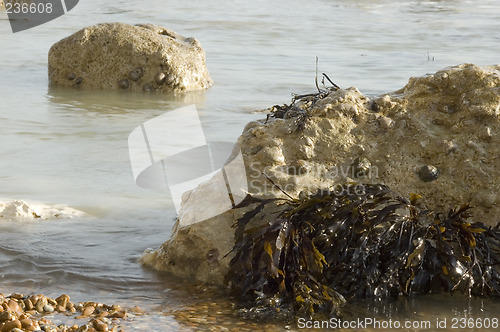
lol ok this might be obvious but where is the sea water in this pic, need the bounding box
[1,0,500,330]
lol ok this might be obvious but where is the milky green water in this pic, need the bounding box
[1,0,500,330]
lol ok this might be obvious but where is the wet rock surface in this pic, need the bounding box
[142,64,500,286]
[48,23,213,92]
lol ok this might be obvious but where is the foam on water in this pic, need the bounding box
[0,199,85,220]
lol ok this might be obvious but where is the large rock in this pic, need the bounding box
[48,23,213,92]
[141,63,500,285]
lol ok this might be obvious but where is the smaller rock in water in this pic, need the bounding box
[48,23,213,92]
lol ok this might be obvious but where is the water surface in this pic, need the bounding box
[1,0,500,330]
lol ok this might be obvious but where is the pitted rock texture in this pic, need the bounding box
[142,64,500,285]
[48,23,213,92]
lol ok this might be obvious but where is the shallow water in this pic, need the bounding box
[1,0,500,330]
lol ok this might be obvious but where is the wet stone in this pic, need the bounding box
[155,72,166,85]
[418,165,439,182]
[0,312,11,322]
[44,304,55,313]
[1,319,21,332]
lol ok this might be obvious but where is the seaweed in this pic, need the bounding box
[225,184,500,319]
[266,58,340,131]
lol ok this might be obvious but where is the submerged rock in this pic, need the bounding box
[48,23,213,92]
[141,64,500,286]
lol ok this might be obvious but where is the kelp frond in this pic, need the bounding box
[225,184,500,319]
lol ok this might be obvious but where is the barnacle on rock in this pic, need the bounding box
[226,184,500,319]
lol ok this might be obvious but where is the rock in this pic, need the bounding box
[0,312,11,323]
[55,294,70,308]
[20,318,35,330]
[417,165,439,182]
[48,23,213,92]
[43,304,54,313]
[92,319,108,332]
[82,305,95,316]
[141,63,500,285]
[1,320,21,332]
[7,300,22,314]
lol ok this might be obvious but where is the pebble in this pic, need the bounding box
[92,319,108,332]
[418,165,439,182]
[44,304,55,313]
[110,310,126,319]
[1,319,21,331]
[155,72,166,85]
[55,294,70,307]
[0,312,11,322]
[24,299,33,310]
[20,318,35,330]
[7,300,22,314]
[0,292,127,332]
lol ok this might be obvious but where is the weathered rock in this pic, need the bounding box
[141,63,500,285]
[48,23,213,92]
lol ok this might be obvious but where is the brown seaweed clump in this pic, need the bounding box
[225,184,500,319]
